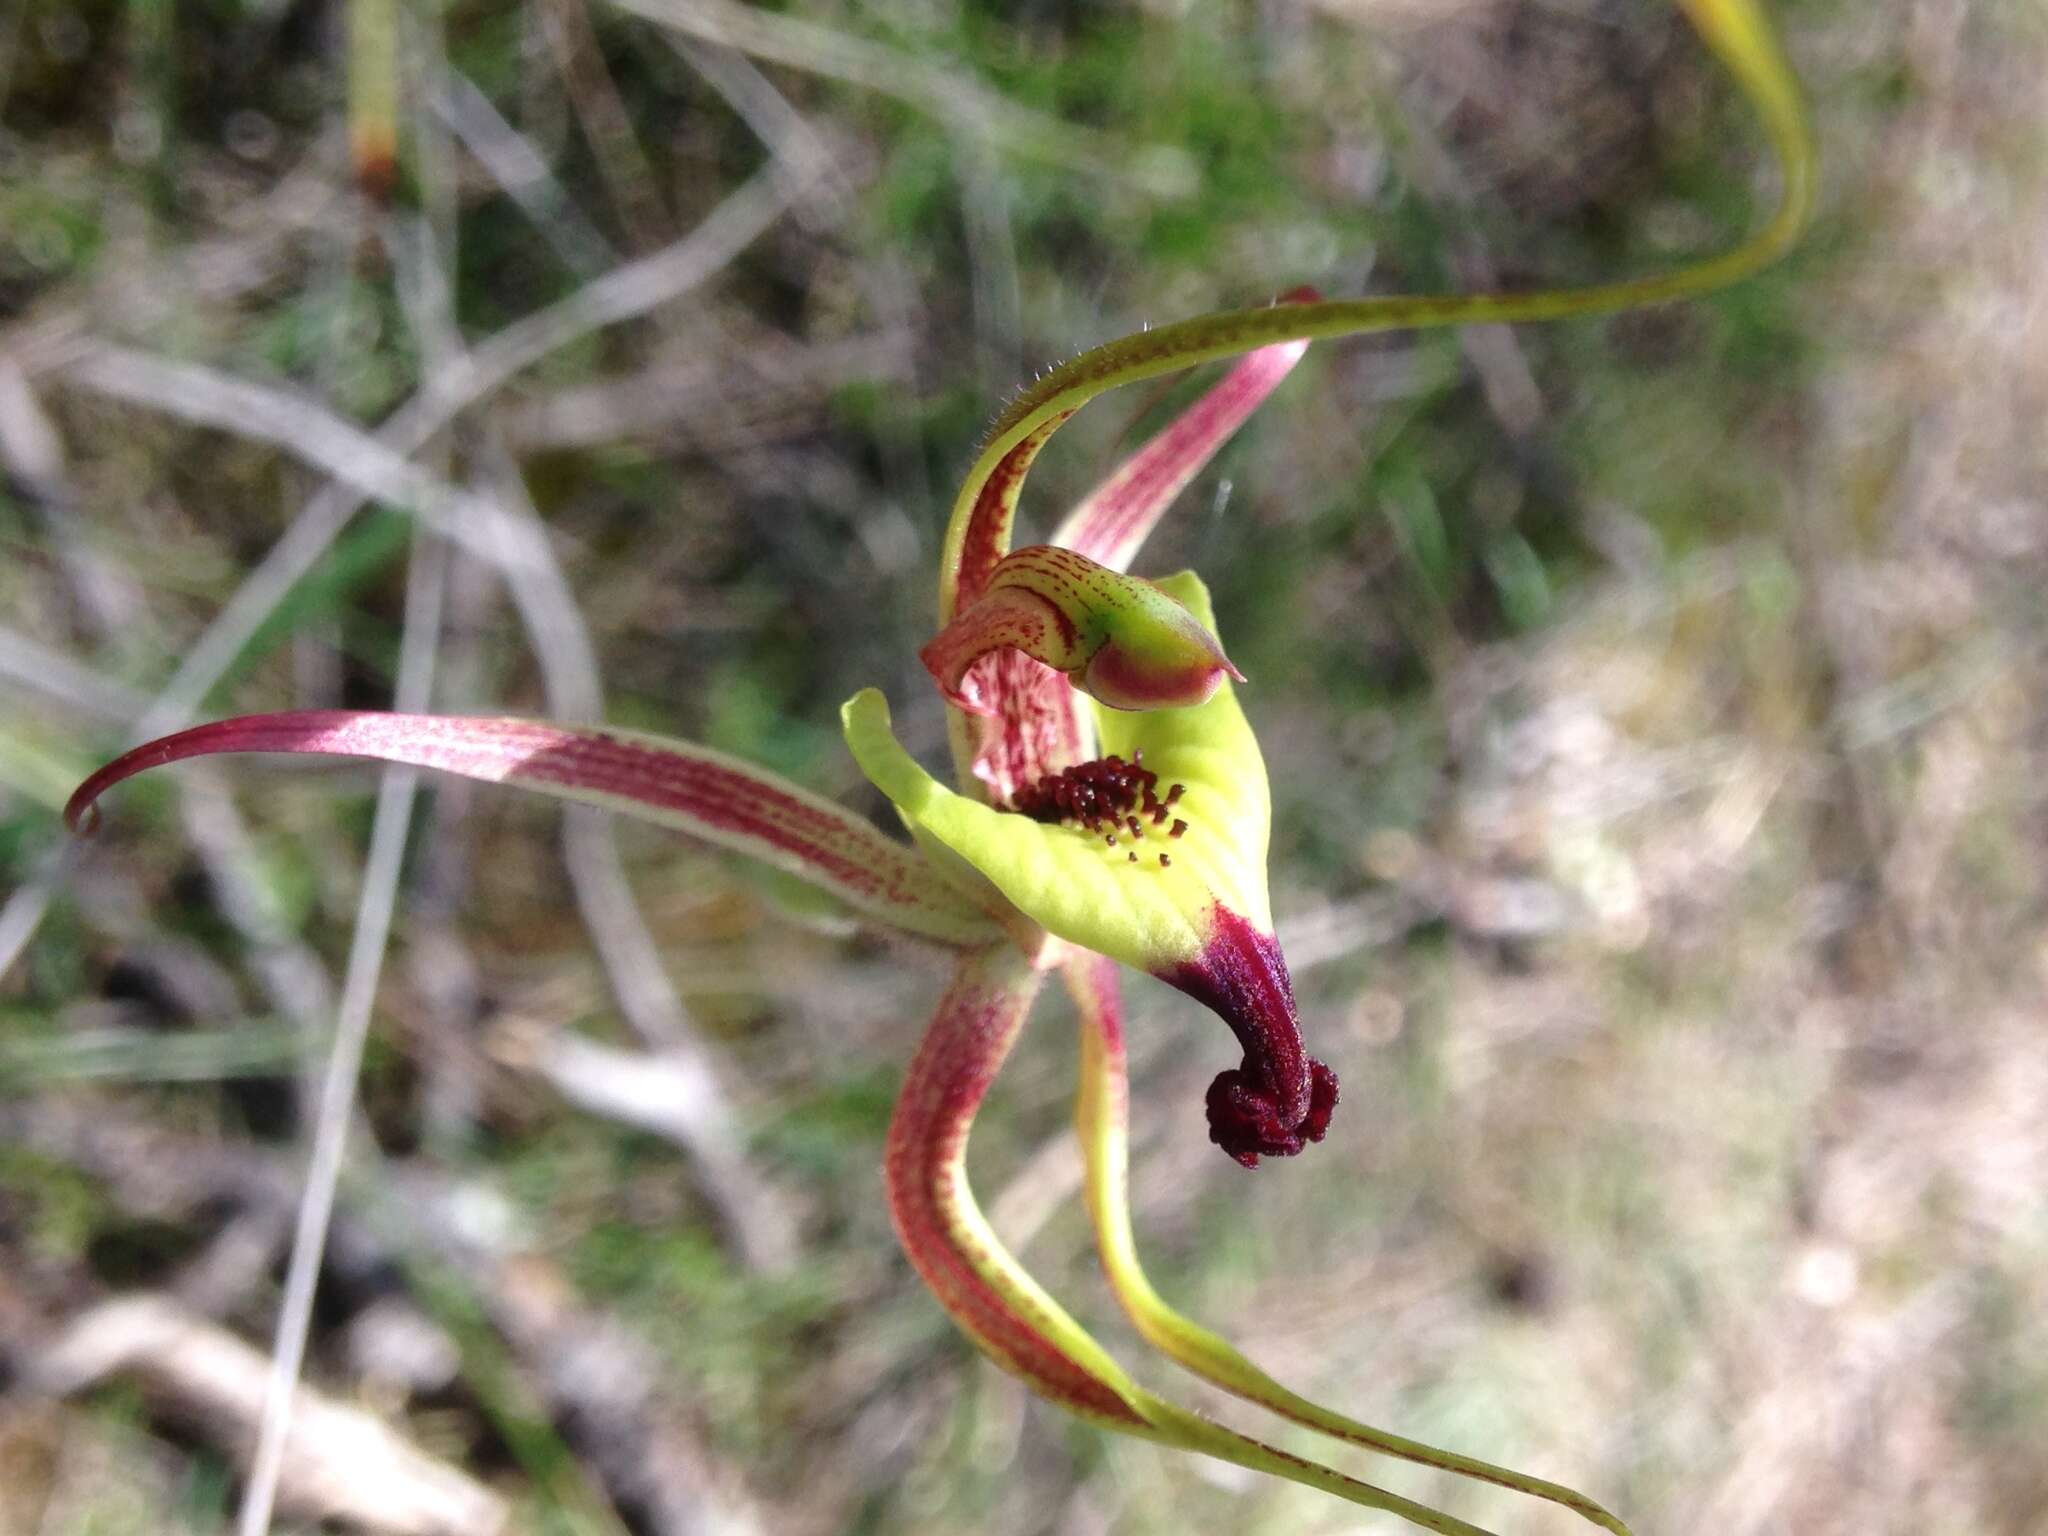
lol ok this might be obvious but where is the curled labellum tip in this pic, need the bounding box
[1168,907,1339,1168]
[921,545,1242,716]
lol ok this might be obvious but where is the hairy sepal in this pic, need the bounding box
[941,320,1307,795]
[1052,316,1312,575]
[936,0,1812,632]
[66,710,1003,947]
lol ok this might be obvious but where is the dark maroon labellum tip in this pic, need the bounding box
[1161,905,1340,1168]
[1207,1059,1338,1168]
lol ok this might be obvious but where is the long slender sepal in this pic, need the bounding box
[890,947,1517,1536]
[950,415,1071,620]
[66,710,1003,947]
[935,0,1814,620]
[885,944,1149,1424]
[1062,952,1635,1535]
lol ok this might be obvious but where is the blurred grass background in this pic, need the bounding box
[2,1,2045,1533]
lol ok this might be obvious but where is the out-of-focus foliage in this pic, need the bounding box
[2,2,2044,1534]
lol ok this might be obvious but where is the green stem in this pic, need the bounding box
[349,0,401,195]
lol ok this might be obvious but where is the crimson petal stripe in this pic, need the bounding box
[67,710,1002,947]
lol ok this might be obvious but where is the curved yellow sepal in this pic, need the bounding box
[934,0,1814,620]
[902,951,1526,1536]
[1065,955,1635,1534]
[843,574,1270,973]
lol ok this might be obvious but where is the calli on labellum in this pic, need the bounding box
[66,3,1812,1529]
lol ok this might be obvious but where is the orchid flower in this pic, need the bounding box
[66,3,1812,1529]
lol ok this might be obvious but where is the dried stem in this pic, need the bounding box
[429,69,617,274]
[236,530,448,1536]
[602,0,1197,198]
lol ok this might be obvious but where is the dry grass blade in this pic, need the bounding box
[503,330,910,451]
[451,165,799,403]
[90,165,798,750]
[430,69,618,274]
[473,444,804,1273]
[0,362,142,637]
[49,338,564,620]
[0,844,74,987]
[27,1294,506,1536]
[236,531,447,1536]
[602,0,1198,197]
[0,623,147,722]
[663,32,852,220]
[536,0,670,250]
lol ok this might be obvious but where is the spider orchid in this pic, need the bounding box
[66,2,1811,1528]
